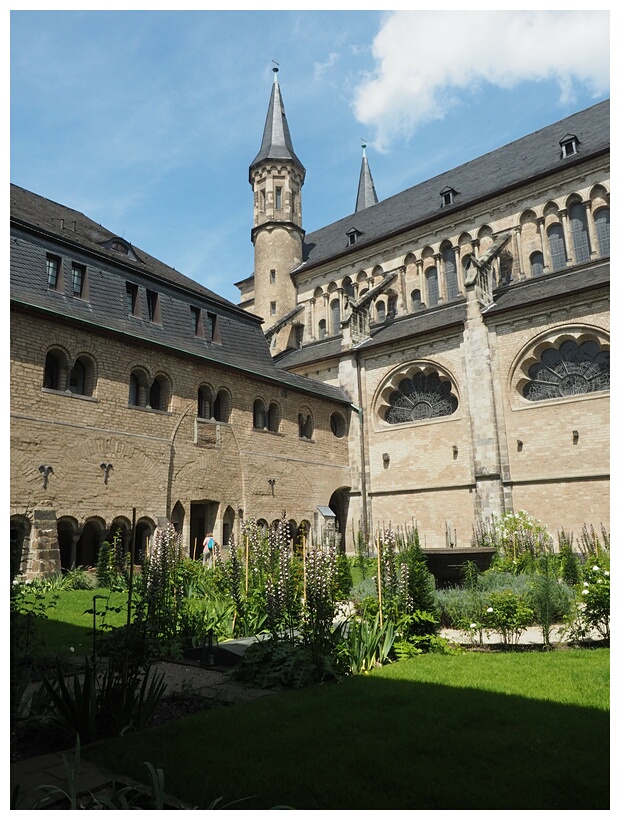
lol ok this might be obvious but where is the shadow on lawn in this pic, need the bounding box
[88,670,610,811]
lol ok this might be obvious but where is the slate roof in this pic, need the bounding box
[10,184,348,406]
[249,72,305,175]
[298,99,610,272]
[355,149,378,212]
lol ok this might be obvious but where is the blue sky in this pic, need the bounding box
[10,8,610,308]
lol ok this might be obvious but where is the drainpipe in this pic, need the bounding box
[352,347,370,545]
[166,403,193,520]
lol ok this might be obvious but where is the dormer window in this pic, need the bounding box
[100,237,139,261]
[440,186,457,207]
[560,134,579,159]
[346,227,362,247]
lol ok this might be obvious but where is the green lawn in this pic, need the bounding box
[24,589,129,659]
[86,648,610,810]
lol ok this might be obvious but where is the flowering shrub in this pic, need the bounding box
[482,590,534,647]
[473,510,552,573]
[580,560,610,640]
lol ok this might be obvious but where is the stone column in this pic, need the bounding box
[559,208,574,266]
[26,505,61,579]
[416,260,426,306]
[537,217,551,272]
[434,253,445,303]
[584,200,599,258]
[397,265,407,314]
[454,246,465,294]
[309,297,315,341]
[513,225,526,280]
[323,293,330,335]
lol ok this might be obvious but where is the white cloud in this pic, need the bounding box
[314,52,340,81]
[353,10,610,150]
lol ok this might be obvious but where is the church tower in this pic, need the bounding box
[249,67,305,325]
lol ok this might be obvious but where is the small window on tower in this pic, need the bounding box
[270,269,276,284]
[260,189,266,212]
[270,301,277,315]
[275,187,282,210]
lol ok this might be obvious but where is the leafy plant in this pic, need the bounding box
[337,612,395,674]
[482,589,534,647]
[36,654,167,744]
[527,552,574,648]
[579,559,610,640]
[232,637,337,689]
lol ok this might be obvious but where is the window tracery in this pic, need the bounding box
[383,370,458,424]
[522,339,609,401]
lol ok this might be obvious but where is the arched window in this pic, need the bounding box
[522,340,610,401]
[530,252,544,278]
[375,301,386,323]
[197,385,213,419]
[43,352,61,390]
[318,319,327,340]
[426,267,439,307]
[384,371,458,424]
[149,379,161,410]
[129,373,141,406]
[411,289,422,312]
[330,411,347,438]
[569,202,591,264]
[547,224,567,271]
[330,299,341,335]
[298,411,313,440]
[342,277,355,299]
[213,389,231,422]
[443,247,459,301]
[150,373,171,411]
[268,402,281,433]
[69,359,86,395]
[387,293,398,319]
[253,398,267,429]
[595,208,610,257]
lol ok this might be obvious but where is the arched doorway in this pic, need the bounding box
[57,516,79,569]
[328,487,351,552]
[222,506,235,547]
[78,518,105,567]
[170,501,185,536]
[135,518,155,563]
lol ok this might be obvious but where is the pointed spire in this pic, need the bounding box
[250,67,305,173]
[355,143,378,212]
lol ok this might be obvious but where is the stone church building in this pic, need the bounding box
[10,69,610,578]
